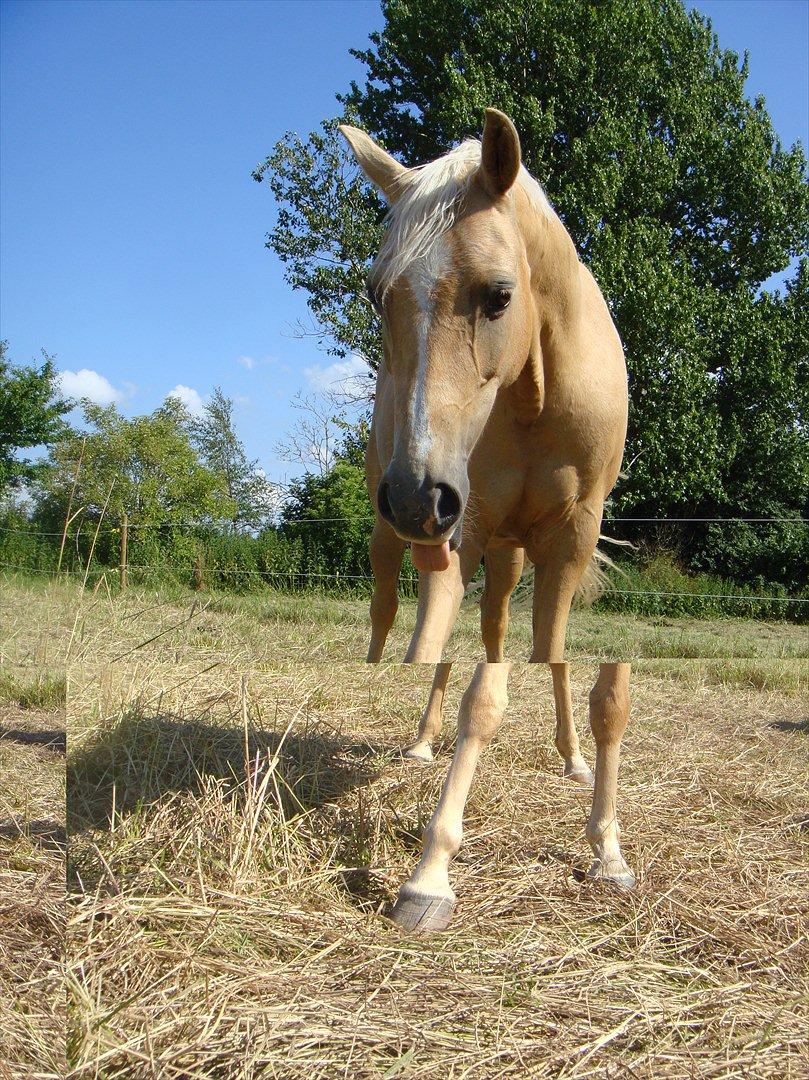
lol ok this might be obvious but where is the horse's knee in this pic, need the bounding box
[589,669,630,743]
[458,674,509,746]
[480,607,507,648]
[370,588,397,629]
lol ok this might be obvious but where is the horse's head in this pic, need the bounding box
[340,110,545,570]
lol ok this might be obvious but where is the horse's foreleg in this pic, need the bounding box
[403,662,452,762]
[550,662,594,785]
[480,546,524,662]
[527,513,600,662]
[404,544,481,662]
[367,519,406,662]
[391,662,511,932]
[585,662,635,888]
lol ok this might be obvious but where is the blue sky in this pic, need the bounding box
[2,0,807,485]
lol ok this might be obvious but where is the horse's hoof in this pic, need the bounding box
[586,857,636,890]
[403,742,434,763]
[565,763,595,786]
[390,886,456,932]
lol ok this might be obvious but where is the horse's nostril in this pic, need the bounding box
[434,482,462,525]
[379,472,462,536]
[377,481,394,524]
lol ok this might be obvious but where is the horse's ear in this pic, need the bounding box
[338,124,407,202]
[479,108,521,198]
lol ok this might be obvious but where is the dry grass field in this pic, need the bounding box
[1,573,807,1077]
[1,578,69,1077]
[67,660,808,1078]
[1,574,805,672]
[0,681,66,1079]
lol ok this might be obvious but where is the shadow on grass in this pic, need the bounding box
[0,816,66,851]
[67,709,402,911]
[68,709,387,834]
[0,727,66,752]
[770,718,809,734]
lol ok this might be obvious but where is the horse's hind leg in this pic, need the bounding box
[391,662,511,932]
[367,519,406,662]
[480,546,524,661]
[585,663,635,888]
[404,663,452,762]
[551,662,594,785]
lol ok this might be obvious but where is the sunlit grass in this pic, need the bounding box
[2,573,803,674]
[67,661,809,1077]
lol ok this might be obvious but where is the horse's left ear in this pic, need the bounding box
[479,108,521,198]
[338,124,408,202]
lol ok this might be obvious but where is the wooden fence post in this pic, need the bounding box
[119,512,128,590]
[193,550,205,591]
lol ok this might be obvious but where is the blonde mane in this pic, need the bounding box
[371,138,552,298]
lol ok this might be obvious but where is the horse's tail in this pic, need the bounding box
[573,538,631,606]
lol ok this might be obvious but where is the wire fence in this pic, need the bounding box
[1,569,806,616]
[1,515,806,619]
[1,558,806,608]
[0,515,806,537]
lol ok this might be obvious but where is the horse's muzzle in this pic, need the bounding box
[377,472,463,543]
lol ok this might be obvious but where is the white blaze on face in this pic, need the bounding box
[402,239,450,466]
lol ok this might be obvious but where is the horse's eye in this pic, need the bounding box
[485,287,512,320]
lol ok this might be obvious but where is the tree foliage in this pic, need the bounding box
[38,399,235,531]
[0,341,73,494]
[256,0,808,587]
[253,124,385,368]
[279,419,375,577]
[191,387,279,530]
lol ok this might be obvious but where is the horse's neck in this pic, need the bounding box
[507,190,584,424]
[516,189,583,334]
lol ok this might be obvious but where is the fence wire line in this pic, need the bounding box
[1,515,807,539]
[1,561,805,605]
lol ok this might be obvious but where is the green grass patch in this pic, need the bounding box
[595,551,806,623]
[0,671,67,709]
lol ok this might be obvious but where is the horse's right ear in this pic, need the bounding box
[479,108,521,198]
[338,125,407,202]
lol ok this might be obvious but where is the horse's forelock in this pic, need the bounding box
[370,140,551,299]
[371,140,481,298]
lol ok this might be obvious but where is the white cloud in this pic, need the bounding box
[303,355,369,394]
[167,384,205,416]
[236,354,280,371]
[58,368,123,406]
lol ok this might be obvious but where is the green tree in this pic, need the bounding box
[253,122,385,368]
[0,341,73,494]
[191,387,278,530]
[255,0,808,585]
[38,399,235,536]
[280,420,374,577]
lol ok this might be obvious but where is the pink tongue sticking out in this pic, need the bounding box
[411,541,451,572]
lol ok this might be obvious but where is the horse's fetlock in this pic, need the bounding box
[586,817,620,847]
[555,732,573,758]
[425,821,462,858]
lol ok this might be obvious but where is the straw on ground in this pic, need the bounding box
[67,661,808,1078]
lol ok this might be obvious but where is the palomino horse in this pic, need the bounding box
[339,110,634,929]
